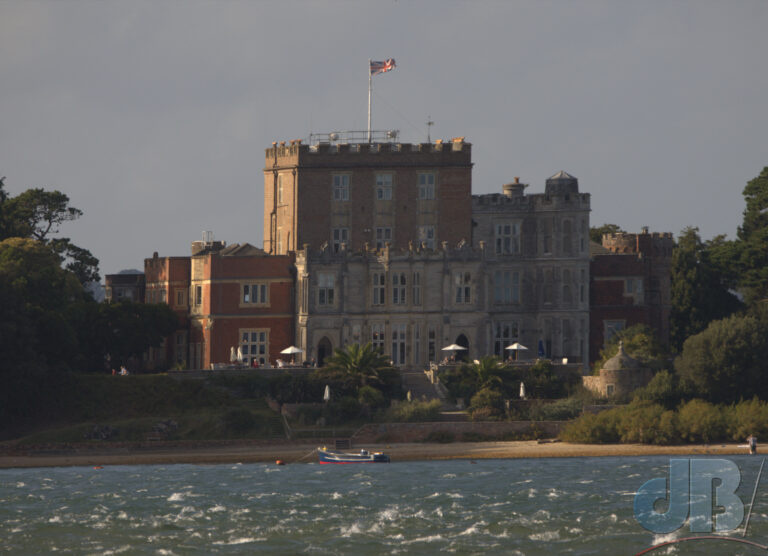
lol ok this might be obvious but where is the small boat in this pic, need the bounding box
[317,447,390,464]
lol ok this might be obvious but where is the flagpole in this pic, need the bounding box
[367,59,372,143]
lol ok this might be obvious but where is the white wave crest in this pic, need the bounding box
[167,492,184,502]
[529,530,560,541]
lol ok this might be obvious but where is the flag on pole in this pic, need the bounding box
[370,58,396,76]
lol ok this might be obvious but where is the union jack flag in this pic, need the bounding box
[370,58,396,76]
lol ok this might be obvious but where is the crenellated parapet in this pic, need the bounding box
[602,228,674,258]
[265,137,471,170]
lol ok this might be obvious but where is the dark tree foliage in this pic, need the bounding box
[593,324,669,373]
[589,223,624,245]
[0,179,100,284]
[675,313,768,404]
[669,227,742,351]
[736,167,768,303]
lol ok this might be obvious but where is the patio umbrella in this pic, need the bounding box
[230,346,237,363]
[505,342,528,361]
[519,381,526,400]
[441,344,467,351]
[236,346,244,363]
[281,346,303,364]
[323,385,331,402]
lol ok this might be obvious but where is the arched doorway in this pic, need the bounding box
[317,337,332,367]
[455,334,469,362]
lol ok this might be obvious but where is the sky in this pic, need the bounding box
[2,1,767,277]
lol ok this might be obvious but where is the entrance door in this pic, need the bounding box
[317,337,332,367]
[455,334,469,362]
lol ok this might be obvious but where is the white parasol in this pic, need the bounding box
[441,344,467,351]
[323,385,331,402]
[520,381,526,399]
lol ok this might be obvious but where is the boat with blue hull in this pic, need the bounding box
[318,447,390,464]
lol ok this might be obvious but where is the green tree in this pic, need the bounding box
[736,167,768,303]
[323,342,394,388]
[675,314,768,404]
[593,324,669,373]
[589,223,624,244]
[0,180,100,285]
[669,227,742,350]
[88,301,180,369]
[463,356,504,390]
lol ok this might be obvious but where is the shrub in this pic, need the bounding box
[469,387,504,418]
[632,370,682,409]
[726,398,768,442]
[617,402,679,445]
[384,399,442,422]
[677,399,726,443]
[358,386,387,409]
[529,397,583,421]
[560,409,620,443]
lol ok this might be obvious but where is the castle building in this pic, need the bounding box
[262,135,472,255]
[185,239,295,370]
[144,253,191,369]
[471,172,591,362]
[293,164,591,366]
[589,228,673,361]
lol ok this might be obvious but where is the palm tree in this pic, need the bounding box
[324,342,393,387]
[465,355,504,390]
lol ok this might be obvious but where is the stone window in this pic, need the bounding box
[375,227,392,249]
[494,321,519,358]
[317,273,335,306]
[277,174,284,205]
[418,173,435,199]
[372,272,386,305]
[332,228,349,253]
[194,285,202,306]
[332,174,350,201]
[495,222,520,254]
[418,225,435,249]
[493,270,520,304]
[243,283,269,306]
[563,269,572,303]
[392,272,407,305]
[413,324,421,365]
[428,326,436,363]
[371,323,385,353]
[563,219,573,255]
[412,271,421,305]
[392,323,406,365]
[175,289,187,307]
[454,272,471,304]
[240,329,268,366]
[376,173,392,200]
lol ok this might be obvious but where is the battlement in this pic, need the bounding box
[296,238,486,265]
[265,137,471,164]
[602,228,674,257]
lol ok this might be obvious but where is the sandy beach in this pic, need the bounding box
[0,440,752,469]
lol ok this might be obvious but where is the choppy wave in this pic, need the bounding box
[2,456,767,554]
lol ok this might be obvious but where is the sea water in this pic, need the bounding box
[2,456,767,554]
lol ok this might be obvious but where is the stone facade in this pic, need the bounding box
[472,172,591,360]
[263,138,472,255]
[583,342,653,398]
[291,169,591,367]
